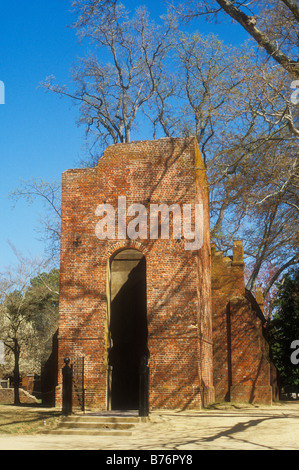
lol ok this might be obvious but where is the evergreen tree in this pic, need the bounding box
[268,267,299,388]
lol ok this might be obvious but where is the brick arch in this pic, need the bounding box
[107,245,148,411]
[102,240,150,261]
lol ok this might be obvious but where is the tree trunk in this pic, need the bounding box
[13,340,21,405]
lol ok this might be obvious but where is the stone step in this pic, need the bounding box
[63,415,141,424]
[43,413,146,436]
[44,428,133,436]
[60,420,134,430]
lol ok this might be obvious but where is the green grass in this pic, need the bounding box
[0,404,62,434]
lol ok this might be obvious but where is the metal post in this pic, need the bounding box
[82,356,85,414]
[107,364,113,411]
[62,357,73,416]
[139,355,149,417]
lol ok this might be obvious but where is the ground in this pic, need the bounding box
[0,402,299,450]
[0,404,61,435]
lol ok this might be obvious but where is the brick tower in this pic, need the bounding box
[57,137,215,411]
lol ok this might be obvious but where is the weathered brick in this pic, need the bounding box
[56,137,276,411]
[57,137,214,410]
[211,241,275,405]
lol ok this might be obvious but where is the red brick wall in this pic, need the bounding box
[57,137,214,410]
[211,242,272,404]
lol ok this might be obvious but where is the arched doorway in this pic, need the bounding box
[108,249,148,410]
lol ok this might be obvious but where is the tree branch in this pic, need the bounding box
[280,0,299,22]
[264,255,298,296]
[215,0,299,78]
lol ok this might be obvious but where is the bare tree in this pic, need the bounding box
[29,0,298,300]
[42,3,177,150]
[150,28,298,295]
[0,250,55,404]
[172,0,299,78]
[215,0,299,78]
[9,179,61,263]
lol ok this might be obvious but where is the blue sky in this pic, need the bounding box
[0,0,248,272]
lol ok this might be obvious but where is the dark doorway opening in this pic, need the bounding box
[109,249,148,410]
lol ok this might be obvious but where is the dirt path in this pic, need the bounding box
[0,402,298,450]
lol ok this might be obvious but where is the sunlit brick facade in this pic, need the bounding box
[55,137,276,411]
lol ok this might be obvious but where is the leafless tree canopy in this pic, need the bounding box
[31,0,299,303]
[43,2,177,149]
